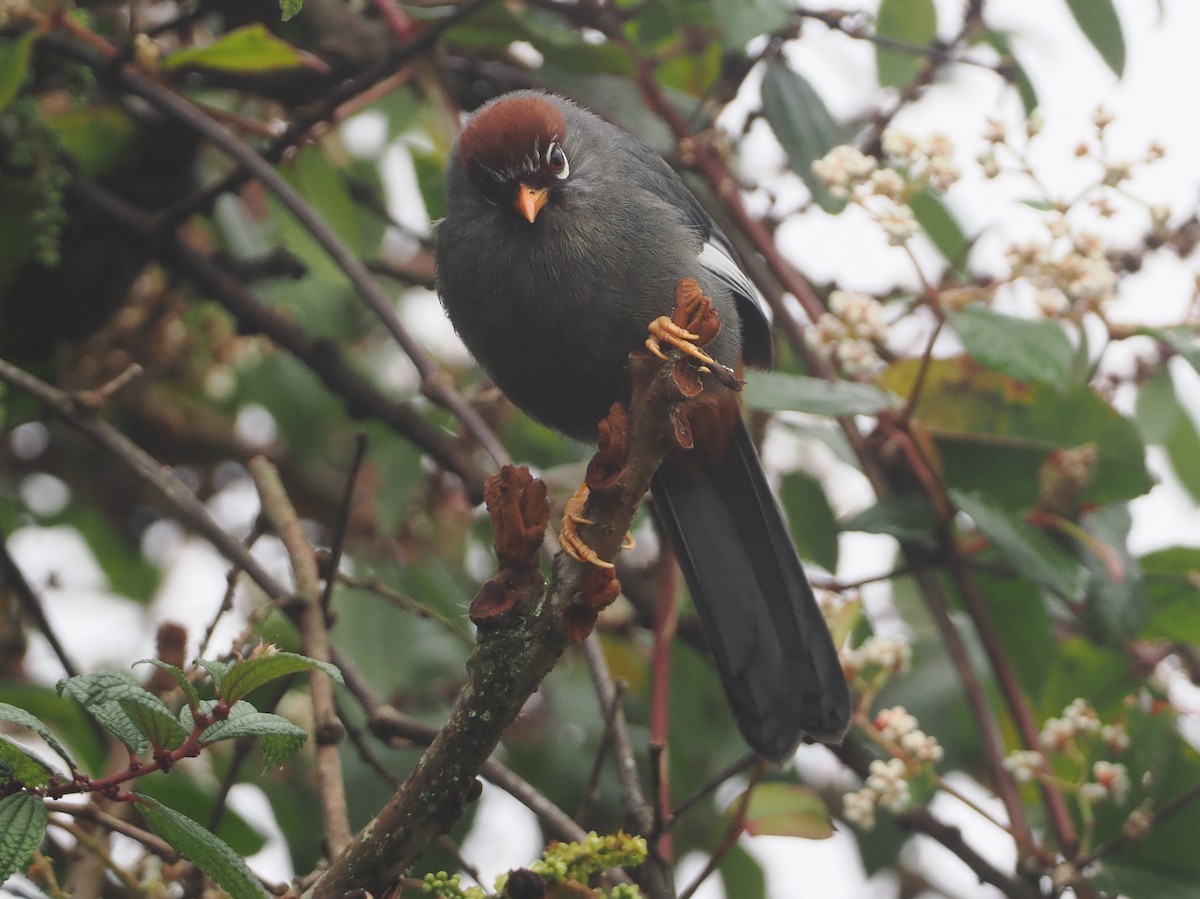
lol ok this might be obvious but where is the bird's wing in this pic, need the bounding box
[625,139,774,368]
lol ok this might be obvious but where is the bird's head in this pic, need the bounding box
[455,94,573,223]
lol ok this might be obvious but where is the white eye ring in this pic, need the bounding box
[546,142,570,179]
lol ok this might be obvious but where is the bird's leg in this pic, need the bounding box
[645,279,743,391]
[644,317,718,369]
[560,483,614,569]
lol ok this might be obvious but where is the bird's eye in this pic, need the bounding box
[546,142,570,179]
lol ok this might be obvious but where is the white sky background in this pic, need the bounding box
[5,1,1200,897]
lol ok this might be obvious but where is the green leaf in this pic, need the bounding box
[875,0,937,89]
[0,736,55,787]
[118,692,188,751]
[909,188,970,268]
[735,782,834,839]
[840,496,938,542]
[195,702,308,771]
[1140,547,1200,643]
[162,25,311,73]
[1078,504,1146,643]
[219,651,342,706]
[882,357,1151,512]
[949,489,1086,599]
[134,660,201,710]
[978,31,1038,115]
[0,683,107,775]
[1094,708,1200,892]
[0,32,38,114]
[711,0,792,49]
[45,105,139,180]
[1135,371,1200,504]
[0,702,79,773]
[198,658,231,690]
[1139,326,1200,374]
[780,470,839,572]
[138,796,270,899]
[280,0,303,21]
[0,792,47,884]
[744,371,898,417]
[1063,0,1125,77]
[136,766,267,858]
[760,60,848,213]
[58,671,153,754]
[948,304,1075,388]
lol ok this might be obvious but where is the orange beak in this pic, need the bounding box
[515,183,549,223]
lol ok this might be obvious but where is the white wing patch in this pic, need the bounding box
[697,240,772,325]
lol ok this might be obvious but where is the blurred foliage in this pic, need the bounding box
[0,0,1197,897]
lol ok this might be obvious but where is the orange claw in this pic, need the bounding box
[645,316,719,368]
[561,484,614,570]
[560,484,635,569]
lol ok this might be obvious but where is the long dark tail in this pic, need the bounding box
[650,417,851,761]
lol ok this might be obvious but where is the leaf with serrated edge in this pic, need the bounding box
[58,672,152,753]
[0,702,78,772]
[117,692,187,751]
[138,796,270,899]
[134,660,202,709]
[0,792,48,884]
[219,652,343,706]
[199,703,307,771]
[0,736,55,786]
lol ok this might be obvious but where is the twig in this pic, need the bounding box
[677,764,762,899]
[333,646,598,847]
[0,356,288,602]
[320,432,369,614]
[0,525,80,677]
[65,174,487,503]
[249,457,352,858]
[945,548,1078,857]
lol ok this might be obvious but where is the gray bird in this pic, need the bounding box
[436,90,850,761]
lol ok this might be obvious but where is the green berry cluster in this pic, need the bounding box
[529,830,648,887]
[1,95,70,268]
[422,870,485,899]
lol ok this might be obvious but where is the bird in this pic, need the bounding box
[435,90,850,762]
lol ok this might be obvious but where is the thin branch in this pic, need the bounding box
[249,457,352,857]
[0,525,80,677]
[64,174,487,503]
[0,357,289,602]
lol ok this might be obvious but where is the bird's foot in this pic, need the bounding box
[645,317,718,369]
[560,483,634,569]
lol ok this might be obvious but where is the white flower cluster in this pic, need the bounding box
[1006,230,1118,313]
[1004,699,1131,809]
[1002,749,1044,783]
[1081,760,1130,805]
[808,290,889,376]
[875,705,944,762]
[881,130,961,192]
[1040,697,1101,751]
[811,131,958,248]
[841,633,912,678]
